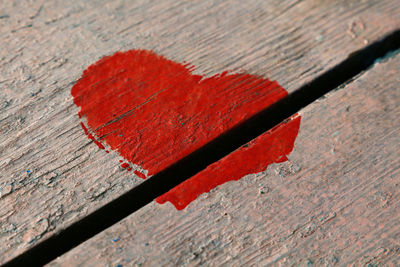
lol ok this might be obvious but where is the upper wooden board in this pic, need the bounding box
[1,0,399,263]
[49,51,400,266]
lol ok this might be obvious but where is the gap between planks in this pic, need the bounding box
[4,29,400,267]
[2,0,400,264]
[51,46,400,267]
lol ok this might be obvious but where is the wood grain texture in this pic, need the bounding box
[48,53,400,266]
[1,0,399,263]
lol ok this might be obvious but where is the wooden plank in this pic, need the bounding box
[48,52,400,266]
[1,0,399,263]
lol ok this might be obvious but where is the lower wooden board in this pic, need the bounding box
[1,0,400,263]
[48,53,400,266]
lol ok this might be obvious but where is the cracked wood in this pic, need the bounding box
[1,0,400,263]
[49,49,400,267]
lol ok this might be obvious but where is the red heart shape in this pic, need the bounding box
[72,50,300,210]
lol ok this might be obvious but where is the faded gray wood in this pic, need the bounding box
[48,51,400,266]
[1,0,399,263]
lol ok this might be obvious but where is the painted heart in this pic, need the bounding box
[72,50,301,210]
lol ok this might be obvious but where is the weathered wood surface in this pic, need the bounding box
[1,0,399,263]
[48,51,400,266]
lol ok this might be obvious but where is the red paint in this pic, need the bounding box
[156,115,300,209]
[80,122,105,150]
[134,170,147,179]
[120,162,130,169]
[72,49,300,210]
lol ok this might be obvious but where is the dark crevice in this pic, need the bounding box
[3,29,400,267]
